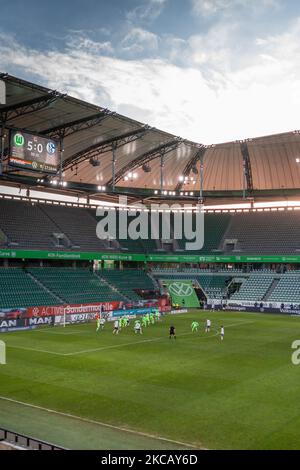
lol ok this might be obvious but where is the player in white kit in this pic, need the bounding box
[100,317,106,330]
[113,319,119,334]
[205,319,211,333]
[220,325,224,341]
[134,320,142,334]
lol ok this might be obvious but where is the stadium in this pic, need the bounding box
[0,72,300,451]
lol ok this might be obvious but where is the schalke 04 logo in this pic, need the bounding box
[46,141,56,155]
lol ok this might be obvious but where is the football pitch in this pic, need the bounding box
[0,310,300,450]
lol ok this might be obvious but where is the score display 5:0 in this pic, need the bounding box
[12,130,58,156]
[27,141,44,153]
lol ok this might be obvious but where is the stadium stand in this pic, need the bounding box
[196,275,230,298]
[0,268,59,308]
[268,275,300,303]
[28,267,127,304]
[0,266,158,309]
[230,274,275,301]
[175,212,231,253]
[222,211,300,254]
[113,213,160,253]
[0,199,61,249]
[99,269,156,301]
[2,265,300,309]
[152,268,300,304]
[40,205,110,251]
[1,199,300,255]
[154,271,232,299]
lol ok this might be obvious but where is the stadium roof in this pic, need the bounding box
[1,73,300,202]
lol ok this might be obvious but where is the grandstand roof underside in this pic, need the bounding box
[1,74,300,201]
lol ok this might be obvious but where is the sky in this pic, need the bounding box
[1,0,300,144]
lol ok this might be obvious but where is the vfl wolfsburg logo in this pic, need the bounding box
[169,282,193,297]
[14,133,25,147]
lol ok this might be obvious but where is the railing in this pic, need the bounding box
[0,427,67,450]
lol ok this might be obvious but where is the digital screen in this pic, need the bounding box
[9,130,59,174]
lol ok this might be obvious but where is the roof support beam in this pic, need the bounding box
[175,146,206,192]
[240,141,253,197]
[160,151,164,192]
[40,111,113,139]
[199,151,204,200]
[63,126,150,170]
[0,92,60,122]
[112,143,117,192]
[106,139,182,186]
[0,121,5,176]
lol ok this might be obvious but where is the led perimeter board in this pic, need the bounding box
[9,130,59,174]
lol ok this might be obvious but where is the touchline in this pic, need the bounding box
[95,196,205,251]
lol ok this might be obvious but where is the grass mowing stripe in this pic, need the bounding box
[2,311,298,449]
[0,396,203,450]
[7,320,255,357]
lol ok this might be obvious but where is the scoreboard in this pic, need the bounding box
[9,130,59,174]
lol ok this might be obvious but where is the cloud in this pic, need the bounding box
[126,0,168,23]
[191,0,280,17]
[187,22,238,71]
[67,35,114,54]
[1,17,300,145]
[121,28,159,53]
[191,0,238,16]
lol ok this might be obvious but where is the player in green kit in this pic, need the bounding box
[155,309,160,321]
[191,321,199,332]
[95,313,101,332]
[150,312,155,325]
[142,316,148,328]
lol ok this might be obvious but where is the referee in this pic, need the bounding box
[169,324,176,340]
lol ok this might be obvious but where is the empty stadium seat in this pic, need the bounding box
[1,199,300,255]
[230,275,275,301]
[0,268,60,308]
[28,267,126,304]
[222,211,300,254]
[100,269,156,301]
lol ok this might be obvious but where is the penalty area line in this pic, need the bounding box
[64,337,162,356]
[6,337,162,356]
[0,396,204,450]
[6,345,66,356]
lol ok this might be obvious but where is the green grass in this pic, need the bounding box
[0,310,300,449]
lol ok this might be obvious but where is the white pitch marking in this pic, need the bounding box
[0,396,203,450]
[6,320,255,357]
[63,337,162,356]
[7,345,66,356]
[35,329,88,335]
